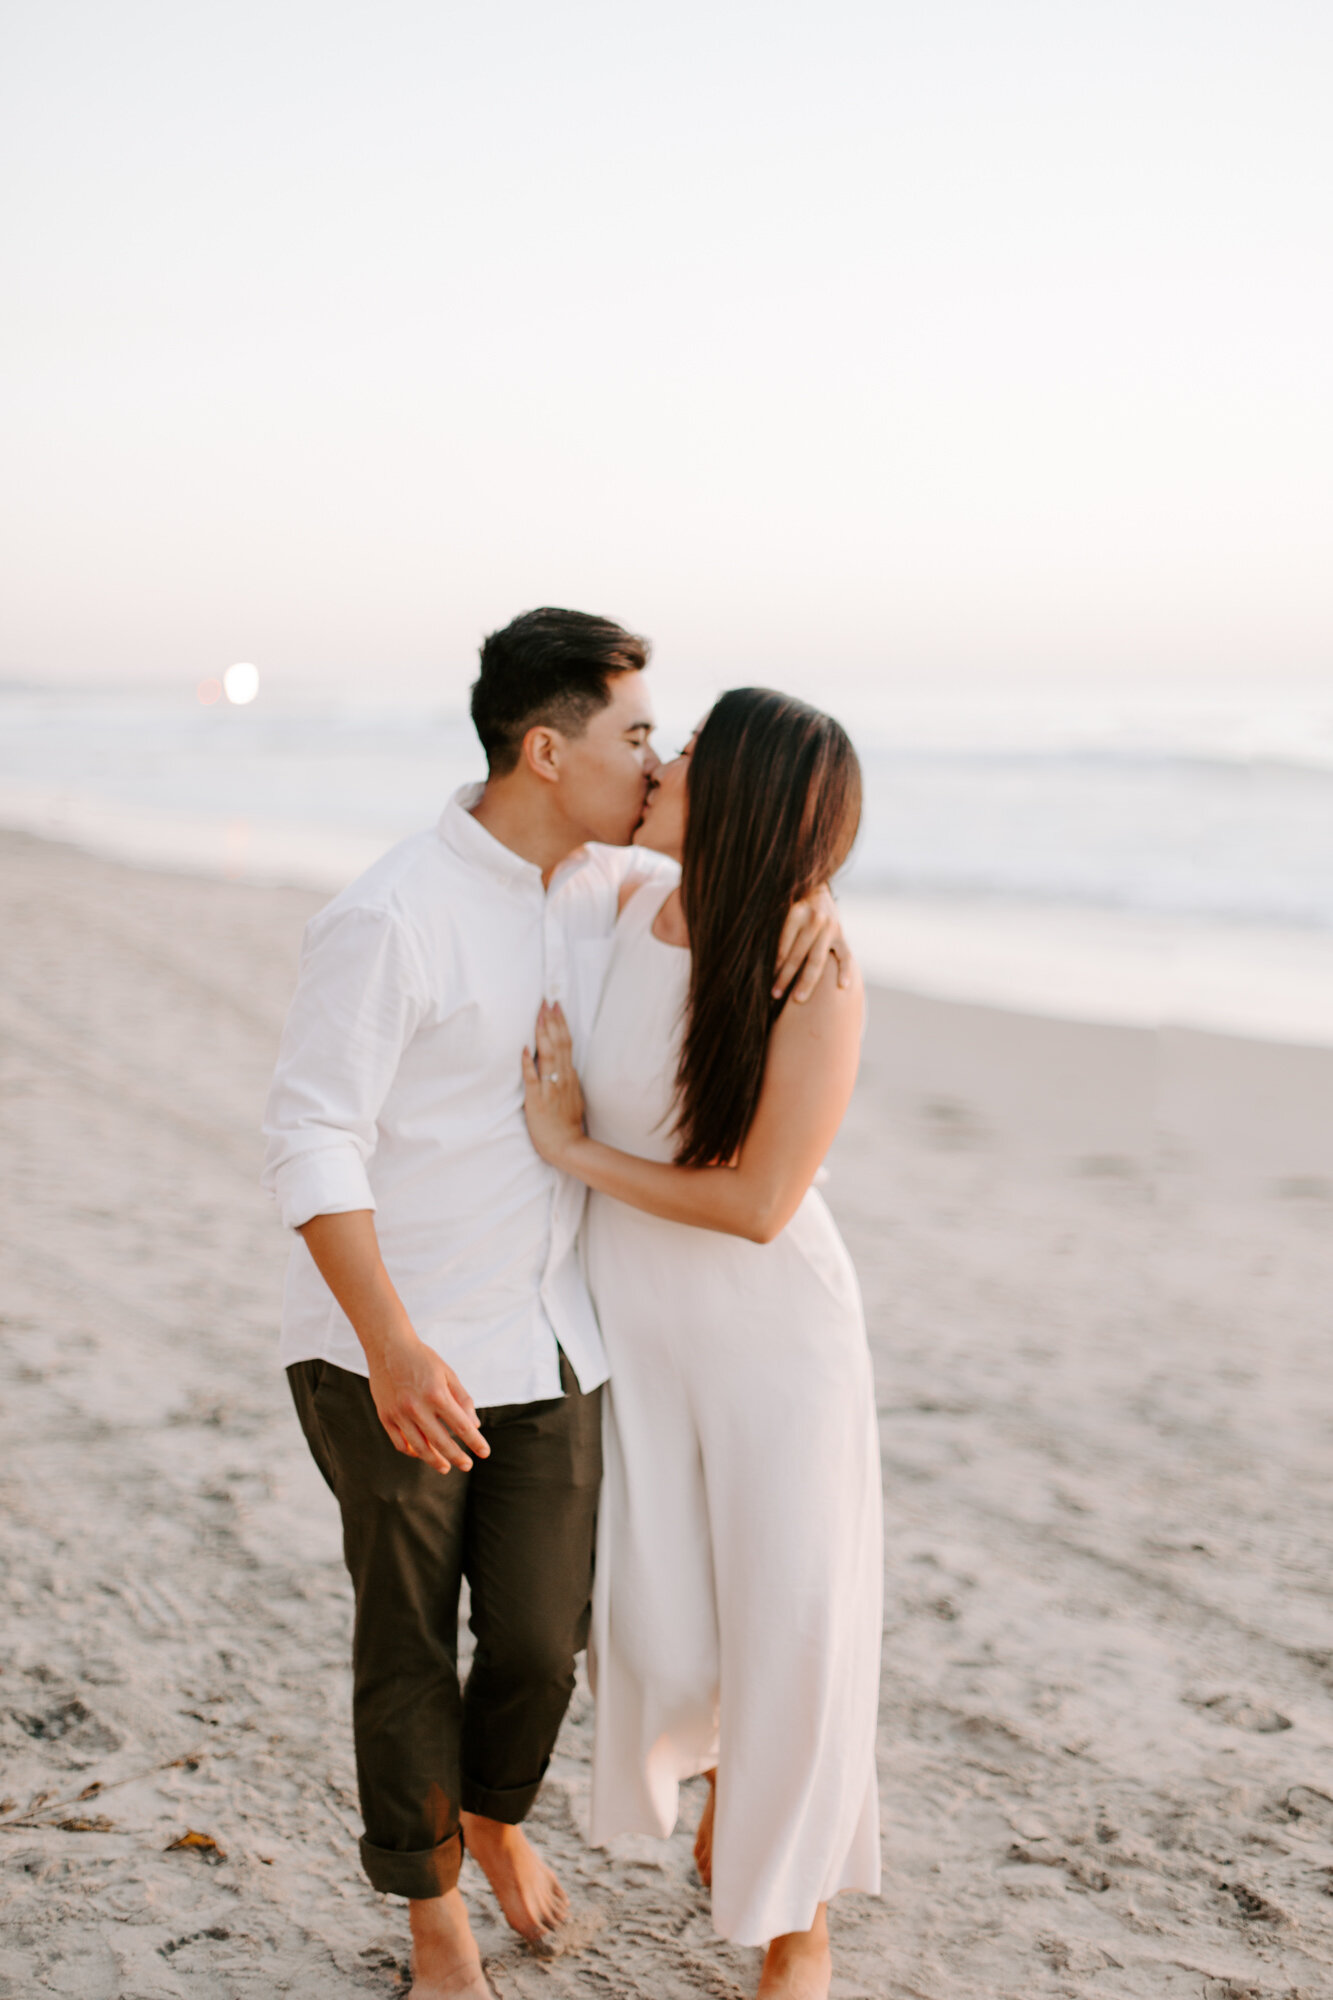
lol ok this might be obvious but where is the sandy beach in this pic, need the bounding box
[4,826,1333,2000]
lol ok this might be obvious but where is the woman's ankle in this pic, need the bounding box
[757,1908,831,1997]
[772,1905,828,1951]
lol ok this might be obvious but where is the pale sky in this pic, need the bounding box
[2,0,1330,704]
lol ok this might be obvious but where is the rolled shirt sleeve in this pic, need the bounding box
[262,902,429,1231]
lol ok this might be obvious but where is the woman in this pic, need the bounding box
[522,688,881,2000]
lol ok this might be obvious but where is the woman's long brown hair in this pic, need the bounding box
[672,688,862,1169]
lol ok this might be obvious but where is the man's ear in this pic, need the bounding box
[521,724,563,786]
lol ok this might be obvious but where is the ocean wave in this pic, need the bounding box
[4,685,1332,931]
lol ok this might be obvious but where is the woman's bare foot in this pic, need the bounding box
[459,1810,569,1945]
[408,1891,494,1998]
[693,1769,717,1887]
[756,1905,831,2000]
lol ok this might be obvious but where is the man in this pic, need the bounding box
[263,608,843,1999]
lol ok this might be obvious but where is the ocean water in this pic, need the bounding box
[3,681,1331,1044]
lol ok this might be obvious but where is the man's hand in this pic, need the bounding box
[774,883,853,1003]
[297,1208,489,1476]
[366,1330,487,1477]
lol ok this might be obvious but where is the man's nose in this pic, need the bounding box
[643,743,662,777]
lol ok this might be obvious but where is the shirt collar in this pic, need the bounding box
[437,784,592,893]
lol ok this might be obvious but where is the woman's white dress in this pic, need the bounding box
[581,879,883,1948]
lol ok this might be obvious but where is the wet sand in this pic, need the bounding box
[3,828,1333,1999]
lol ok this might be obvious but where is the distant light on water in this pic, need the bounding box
[224,662,260,705]
[197,677,222,705]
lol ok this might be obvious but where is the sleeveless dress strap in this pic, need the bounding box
[617,872,677,940]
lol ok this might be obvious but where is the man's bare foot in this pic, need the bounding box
[408,1891,493,1999]
[693,1769,717,1888]
[459,1810,569,1945]
[756,1905,831,2000]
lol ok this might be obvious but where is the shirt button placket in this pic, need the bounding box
[539,891,564,1353]
[544,896,567,1015]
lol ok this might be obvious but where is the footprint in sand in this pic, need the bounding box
[1193,1693,1292,1734]
[1281,1784,1333,1829]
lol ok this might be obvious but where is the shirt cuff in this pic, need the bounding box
[271,1146,377,1231]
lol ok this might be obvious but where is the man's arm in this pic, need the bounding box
[263,903,430,1227]
[298,1211,488,1475]
[264,901,486,1471]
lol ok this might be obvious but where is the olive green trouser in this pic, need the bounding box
[288,1353,602,1901]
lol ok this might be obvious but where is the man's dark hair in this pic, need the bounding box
[470,607,651,776]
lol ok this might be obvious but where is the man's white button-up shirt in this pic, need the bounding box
[262,785,670,1408]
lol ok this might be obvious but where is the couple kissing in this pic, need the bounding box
[262,607,882,1998]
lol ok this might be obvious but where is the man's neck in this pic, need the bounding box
[468,776,585,887]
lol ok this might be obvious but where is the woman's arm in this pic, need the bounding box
[522,962,864,1244]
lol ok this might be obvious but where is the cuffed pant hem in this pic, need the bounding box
[360,1830,463,1900]
[459,1775,544,1825]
